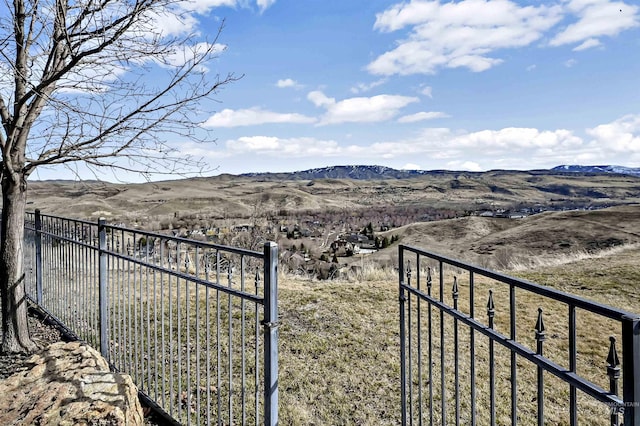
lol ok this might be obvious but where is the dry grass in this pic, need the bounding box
[277,277,399,425]
[507,243,640,271]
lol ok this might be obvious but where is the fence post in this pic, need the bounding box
[622,315,640,425]
[98,218,109,361]
[34,209,43,305]
[399,246,407,425]
[263,241,279,426]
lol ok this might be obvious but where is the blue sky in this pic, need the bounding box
[30,0,640,179]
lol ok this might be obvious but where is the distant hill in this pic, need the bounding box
[552,165,640,177]
[240,165,429,180]
[241,164,640,181]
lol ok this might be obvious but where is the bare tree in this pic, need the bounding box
[0,0,238,353]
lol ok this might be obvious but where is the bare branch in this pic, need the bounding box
[1,0,237,182]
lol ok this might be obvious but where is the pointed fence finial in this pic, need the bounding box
[607,335,622,421]
[487,289,495,314]
[535,308,546,338]
[452,276,459,309]
[254,269,261,289]
[227,262,234,282]
[487,290,495,327]
[607,336,620,369]
[535,308,546,357]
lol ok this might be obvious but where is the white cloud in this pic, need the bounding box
[176,140,233,160]
[202,107,316,127]
[526,64,537,71]
[550,0,639,48]
[147,8,200,36]
[587,114,640,153]
[564,58,578,67]
[447,127,583,150]
[257,0,276,13]
[180,0,274,13]
[182,0,238,13]
[276,78,302,89]
[402,163,422,170]
[154,0,277,34]
[307,91,419,125]
[368,0,639,76]
[307,91,335,108]
[572,38,602,51]
[447,160,482,171]
[158,42,226,70]
[226,136,343,156]
[368,0,563,75]
[398,111,450,123]
[420,86,433,98]
[350,78,388,94]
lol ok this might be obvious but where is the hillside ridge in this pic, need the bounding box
[240,164,640,180]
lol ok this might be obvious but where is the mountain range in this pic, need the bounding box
[550,165,640,176]
[240,164,640,181]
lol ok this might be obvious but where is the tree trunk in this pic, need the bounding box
[0,173,36,353]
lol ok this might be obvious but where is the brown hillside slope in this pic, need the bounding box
[24,171,640,221]
[368,205,640,269]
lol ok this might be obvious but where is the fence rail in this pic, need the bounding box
[23,210,279,426]
[399,244,640,426]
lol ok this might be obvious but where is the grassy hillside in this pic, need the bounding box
[25,171,640,221]
[363,205,640,270]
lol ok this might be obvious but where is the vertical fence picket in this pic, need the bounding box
[98,218,108,360]
[569,304,577,426]
[427,266,434,426]
[622,315,640,425]
[263,241,279,426]
[452,277,460,426]
[399,250,407,425]
[34,209,42,305]
[255,269,261,426]
[510,284,517,426]
[416,257,423,425]
[608,336,621,426]
[535,308,546,426]
[487,290,496,426]
[228,260,234,425]
[469,270,476,426]
[406,261,413,425]
[439,261,446,426]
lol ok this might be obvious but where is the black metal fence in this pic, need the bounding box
[22,210,279,426]
[399,244,639,426]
